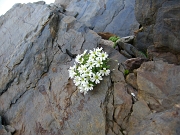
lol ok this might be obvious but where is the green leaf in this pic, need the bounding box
[124,69,129,75]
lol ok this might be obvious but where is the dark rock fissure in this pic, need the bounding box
[0,78,15,96]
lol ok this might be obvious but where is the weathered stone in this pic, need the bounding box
[120,50,132,58]
[111,69,125,83]
[99,44,127,65]
[99,39,114,48]
[5,125,15,133]
[135,0,166,26]
[147,45,180,64]
[153,1,180,53]
[126,85,138,103]
[98,32,118,40]
[61,0,139,37]
[137,61,180,112]
[135,0,180,56]
[131,100,151,120]
[0,1,134,134]
[128,108,180,135]
[113,82,132,127]
[134,25,154,52]
[117,41,147,58]
[119,35,134,44]
[0,2,110,135]
[0,124,2,130]
[48,3,65,13]
[54,0,71,8]
[0,128,9,135]
[126,73,138,89]
[1,0,180,135]
[124,58,148,71]
[117,41,134,57]
[113,122,122,135]
[64,11,78,18]
[107,128,116,135]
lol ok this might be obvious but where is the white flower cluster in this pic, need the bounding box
[68,47,110,95]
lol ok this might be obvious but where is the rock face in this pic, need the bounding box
[135,0,180,62]
[0,2,130,135]
[137,61,180,112]
[55,0,71,8]
[0,1,180,135]
[55,0,139,37]
[127,61,180,135]
[153,1,180,53]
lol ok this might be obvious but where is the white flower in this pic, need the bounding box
[82,49,88,55]
[75,54,82,63]
[84,83,94,91]
[97,51,108,61]
[78,65,88,74]
[89,53,96,60]
[79,86,86,93]
[83,68,93,78]
[91,72,102,84]
[95,58,103,67]
[86,59,95,69]
[73,76,81,86]
[96,47,103,52]
[90,49,98,56]
[69,47,110,95]
[79,57,84,64]
[100,68,110,76]
[105,69,110,76]
[68,66,77,79]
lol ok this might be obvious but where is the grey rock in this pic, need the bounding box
[117,40,147,58]
[48,3,65,13]
[62,0,139,37]
[99,39,114,48]
[126,73,138,89]
[135,0,166,26]
[0,128,9,135]
[153,1,180,53]
[34,1,46,5]
[128,108,180,135]
[135,0,180,60]
[119,35,135,44]
[0,2,128,135]
[124,60,180,135]
[99,44,127,65]
[113,82,132,128]
[64,11,78,18]
[5,125,15,133]
[0,2,104,135]
[131,100,151,120]
[134,25,154,52]
[118,41,134,56]
[124,57,148,71]
[137,61,180,112]
[147,45,180,64]
[0,116,2,130]
[120,50,132,58]
[55,0,71,8]
[1,1,180,135]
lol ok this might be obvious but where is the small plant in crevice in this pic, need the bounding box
[139,51,148,58]
[68,47,110,95]
[124,69,129,76]
[109,36,120,48]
